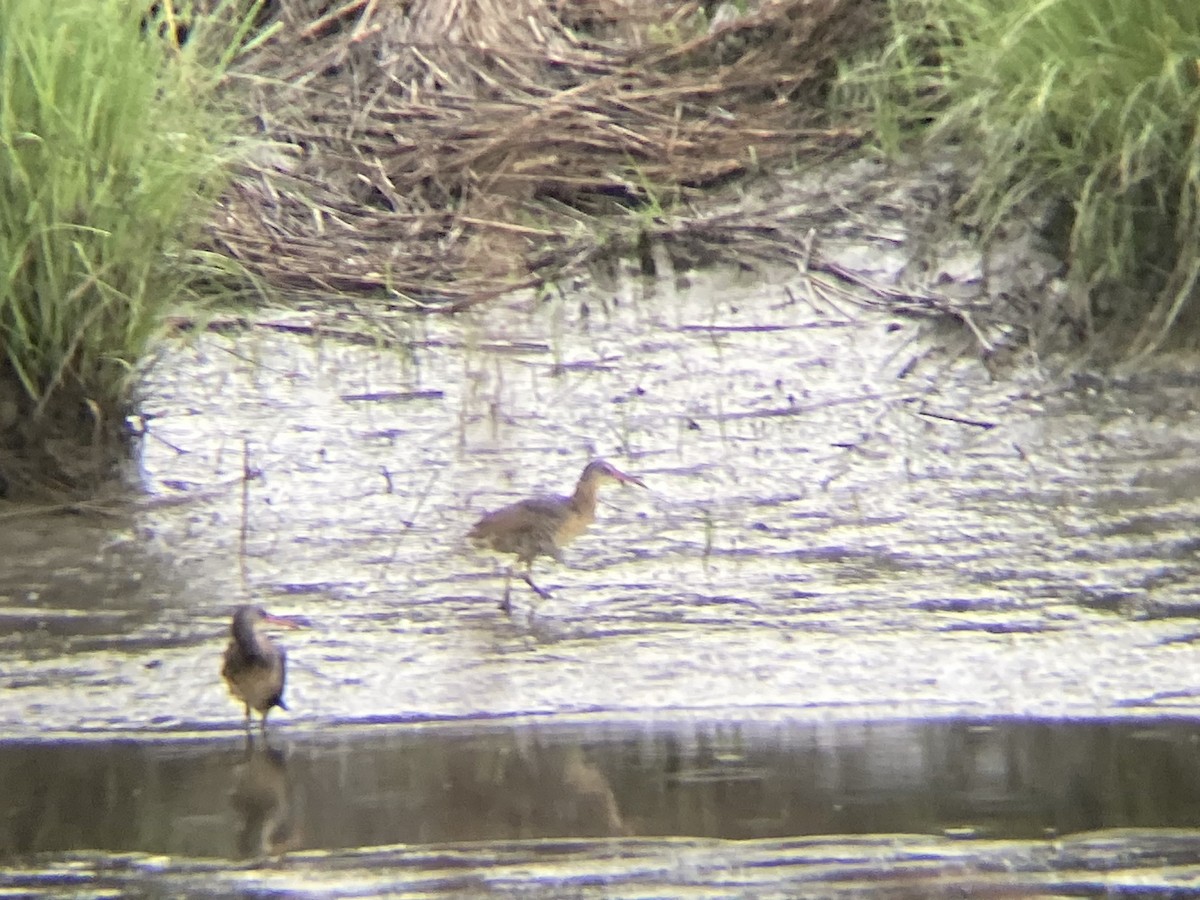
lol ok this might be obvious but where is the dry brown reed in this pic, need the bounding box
[211,0,877,310]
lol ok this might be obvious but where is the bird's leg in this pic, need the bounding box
[521,561,553,600]
[499,567,514,614]
[243,705,253,733]
[259,710,270,736]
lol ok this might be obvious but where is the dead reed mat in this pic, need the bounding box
[213,0,878,310]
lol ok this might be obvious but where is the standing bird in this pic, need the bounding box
[221,605,300,734]
[468,459,647,612]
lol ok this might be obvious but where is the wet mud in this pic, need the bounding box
[6,264,1200,893]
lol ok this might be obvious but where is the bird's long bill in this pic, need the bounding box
[262,613,303,630]
[614,467,647,488]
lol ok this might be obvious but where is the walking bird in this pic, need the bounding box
[468,459,646,612]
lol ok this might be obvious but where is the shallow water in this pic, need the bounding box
[6,718,1200,896]
[6,264,1200,893]
[11,717,1200,856]
[6,269,1200,734]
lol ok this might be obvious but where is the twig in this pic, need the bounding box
[917,410,997,430]
[240,440,253,589]
[298,0,368,41]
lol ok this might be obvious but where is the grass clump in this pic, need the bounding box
[0,0,263,495]
[840,0,1200,355]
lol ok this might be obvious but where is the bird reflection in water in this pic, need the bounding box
[556,745,631,837]
[229,740,301,858]
[456,741,631,839]
[468,459,647,612]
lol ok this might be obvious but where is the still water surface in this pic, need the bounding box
[5,718,1200,896]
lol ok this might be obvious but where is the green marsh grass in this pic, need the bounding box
[839,0,1200,354]
[0,0,265,465]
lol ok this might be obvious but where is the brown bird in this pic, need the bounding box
[468,459,647,612]
[221,605,300,733]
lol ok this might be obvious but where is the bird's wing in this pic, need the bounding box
[470,495,570,532]
[511,495,573,523]
[468,495,571,556]
[221,642,243,679]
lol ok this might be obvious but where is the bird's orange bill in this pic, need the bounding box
[614,468,647,488]
[263,613,304,629]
